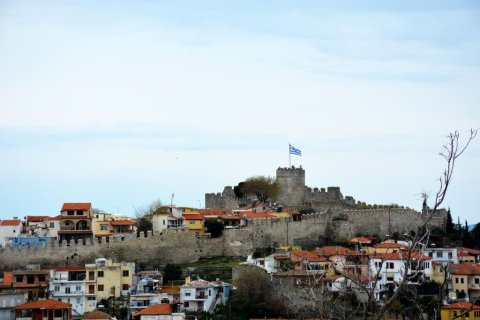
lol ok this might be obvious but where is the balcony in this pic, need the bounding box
[60,227,90,231]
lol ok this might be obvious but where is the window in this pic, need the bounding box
[76,298,81,304]
[76,286,81,292]
[184,302,189,307]
[100,224,108,231]
[387,276,394,281]
[98,285,104,291]
[65,287,71,294]
[98,271,104,277]
[185,290,191,296]
[55,286,60,292]
[49,222,54,228]
[474,311,480,317]
[76,210,84,215]
[15,276,23,283]
[122,284,129,290]
[375,262,381,268]
[448,252,453,259]
[89,271,95,280]
[67,210,74,216]
[89,285,95,294]
[475,278,479,284]
[123,270,129,277]
[455,277,459,284]
[428,252,433,257]
[436,251,443,258]
[387,262,394,269]
[38,275,46,282]
[208,289,211,296]
[163,220,165,225]
[190,221,195,224]
[461,278,464,284]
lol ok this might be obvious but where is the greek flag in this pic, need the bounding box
[289,144,302,156]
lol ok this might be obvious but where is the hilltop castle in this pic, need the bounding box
[206,166,359,212]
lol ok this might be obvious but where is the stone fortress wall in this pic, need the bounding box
[0,166,445,270]
[0,208,443,270]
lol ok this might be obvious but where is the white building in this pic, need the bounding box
[424,247,458,266]
[180,278,232,313]
[369,252,432,301]
[49,267,91,316]
[0,220,23,248]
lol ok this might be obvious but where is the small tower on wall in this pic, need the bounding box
[276,166,306,209]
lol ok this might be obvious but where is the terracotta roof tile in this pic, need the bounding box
[159,285,180,294]
[449,262,480,275]
[372,252,430,261]
[219,215,241,220]
[348,236,372,244]
[49,215,62,221]
[26,216,51,223]
[15,299,71,310]
[0,219,21,226]
[317,246,361,256]
[290,250,326,261]
[441,301,480,310]
[82,310,112,319]
[240,212,276,219]
[133,304,172,317]
[55,266,86,272]
[61,203,92,211]
[374,242,408,250]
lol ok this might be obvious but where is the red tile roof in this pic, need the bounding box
[441,301,480,310]
[49,215,62,221]
[0,219,21,226]
[81,310,112,319]
[110,220,135,226]
[457,247,480,256]
[374,242,408,250]
[55,266,86,272]
[449,262,480,275]
[290,250,326,262]
[182,214,204,220]
[348,236,372,244]
[26,216,51,223]
[372,252,430,261]
[317,246,361,256]
[15,299,71,310]
[61,203,92,211]
[133,304,172,317]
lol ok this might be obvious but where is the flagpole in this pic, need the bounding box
[289,143,291,167]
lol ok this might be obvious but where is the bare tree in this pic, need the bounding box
[240,176,280,204]
[316,130,477,320]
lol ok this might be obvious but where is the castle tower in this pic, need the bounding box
[276,166,306,209]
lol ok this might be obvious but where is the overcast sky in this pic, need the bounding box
[1,1,479,224]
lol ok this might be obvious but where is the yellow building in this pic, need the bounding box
[428,262,447,284]
[85,258,134,301]
[449,263,480,301]
[92,213,135,240]
[441,302,480,320]
[182,213,205,236]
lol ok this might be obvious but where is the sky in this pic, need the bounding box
[0,1,479,224]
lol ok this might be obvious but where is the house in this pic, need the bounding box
[218,215,241,229]
[58,203,93,244]
[92,213,136,240]
[180,278,232,313]
[85,258,134,302]
[369,252,431,301]
[364,241,409,255]
[0,219,23,248]
[49,266,90,315]
[440,301,480,320]
[132,304,185,320]
[289,250,334,276]
[181,214,204,236]
[244,253,289,274]
[81,310,113,320]
[316,246,367,278]
[129,270,164,317]
[14,299,72,320]
[424,247,458,266]
[449,262,480,302]
[457,247,480,264]
[348,236,372,246]
[0,272,27,320]
[12,268,50,300]
[158,285,180,304]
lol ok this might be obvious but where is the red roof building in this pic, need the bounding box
[15,299,72,320]
[58,203,93,243]
[133,304,173,318]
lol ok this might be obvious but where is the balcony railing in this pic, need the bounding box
[60,227,90,231]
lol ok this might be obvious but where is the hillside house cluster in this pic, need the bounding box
[245,238,480,316]
[0,257,232,320]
